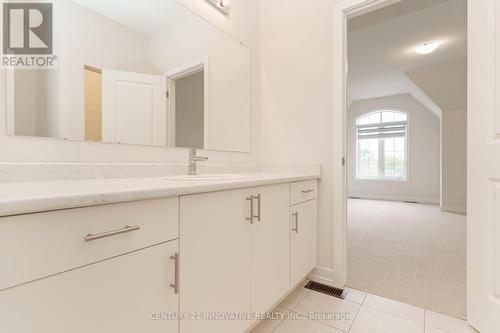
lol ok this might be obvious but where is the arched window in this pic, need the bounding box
[356,110,408,180]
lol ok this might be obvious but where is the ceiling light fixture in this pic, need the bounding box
[415,41,441,55]
[205,0,230,16]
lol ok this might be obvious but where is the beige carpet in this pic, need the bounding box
[347,199,466,319]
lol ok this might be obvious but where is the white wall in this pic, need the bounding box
[13,70,59,138]
[58,0,153,141]
[0,0,260,165]
[148,1,251,152]
[259,0,336,284]
[13,71,37,136]
[406,60,468,213]
[442,109,467,213]
[347,94,441,203]
[175,0,260,51]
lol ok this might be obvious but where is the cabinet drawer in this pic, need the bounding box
[0,241,179,333]
[290,180,318,205]
[0,197,178,291]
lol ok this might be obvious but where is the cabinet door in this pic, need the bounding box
[251,184,290,314]
[180,189,252,333]
[0,241,179,333]
[290,199,318,286]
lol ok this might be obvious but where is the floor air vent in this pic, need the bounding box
[304,281,347,299]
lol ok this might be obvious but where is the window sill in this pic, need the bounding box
[355,177,409,183]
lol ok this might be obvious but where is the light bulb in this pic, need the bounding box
[415,41,441,55]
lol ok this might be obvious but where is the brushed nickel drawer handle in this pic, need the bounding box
[84,225,140,242]
[254,194,262,222]
[170,252,180,294]
[247,196,255,224]
[292,212,299,233]
[301,189,315,194]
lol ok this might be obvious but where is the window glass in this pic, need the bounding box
[358,138,379,177]
[382,111,396,123]
[384,136,406,179]
[356,110,408,180]
[393,112,407,122]
[381,111,407,123]
[357,112,381,125]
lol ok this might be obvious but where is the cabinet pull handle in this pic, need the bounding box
[301,189,315,194]
[246,196,254,224]
[292,212,299,233]
[170,253,179,294]
[254,194,262,221]
[84,225,140,242]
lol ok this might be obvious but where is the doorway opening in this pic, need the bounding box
[345,0,467,319]
[166,59,208,149]
[167,68,205,149]
[84,65,103,142]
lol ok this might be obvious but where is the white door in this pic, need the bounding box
[0,242,179,333]
[290,199,318,287]
[179,189,252,333]
[102,69,166,146]
[251,184,290,315]
[468,0,500,331]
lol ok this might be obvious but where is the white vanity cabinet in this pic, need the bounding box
[179,184,290,333]
[0,176,319,333]
[289,180,319,287]
[0,198,180,333]
[0,198,179,290]
[0,241,179,333]
[250,184,290,315]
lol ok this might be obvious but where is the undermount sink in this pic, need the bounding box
[163,174,248,181]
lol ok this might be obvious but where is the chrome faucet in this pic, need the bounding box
[188,148,208,175]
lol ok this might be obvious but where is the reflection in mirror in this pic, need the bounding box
[11,69,59,138]
[7,0,251,152]
[171,68,205,150]
[84,66,102,142]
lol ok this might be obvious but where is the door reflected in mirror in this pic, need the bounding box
[6,0,251,152]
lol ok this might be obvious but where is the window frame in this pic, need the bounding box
[355,109,410,182]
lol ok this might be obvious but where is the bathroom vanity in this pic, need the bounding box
[0,1,319,331]
[0,173,319,333]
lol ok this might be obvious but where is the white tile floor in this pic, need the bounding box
[251,283,478,333]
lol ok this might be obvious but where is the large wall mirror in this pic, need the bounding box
[5,0,251,152]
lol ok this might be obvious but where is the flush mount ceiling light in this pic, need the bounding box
[415,41,441,55]
[205,0,230,16]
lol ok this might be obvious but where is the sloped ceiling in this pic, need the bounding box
[406,59,467,111]
[347,0,467,115]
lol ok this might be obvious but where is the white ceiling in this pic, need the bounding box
[347,0,467,114]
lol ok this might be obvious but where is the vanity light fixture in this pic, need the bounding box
[415,41,441,55]
[205,0,230,16]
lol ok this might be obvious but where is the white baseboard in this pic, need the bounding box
[441,205,467,214]
[308,266,337,287]
[348,193,440,205]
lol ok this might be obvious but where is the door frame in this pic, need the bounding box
[165,57,209,148]
[332,0,401,289]
[332,0,477,323]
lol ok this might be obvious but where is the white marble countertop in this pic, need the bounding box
[0,172,320,217]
